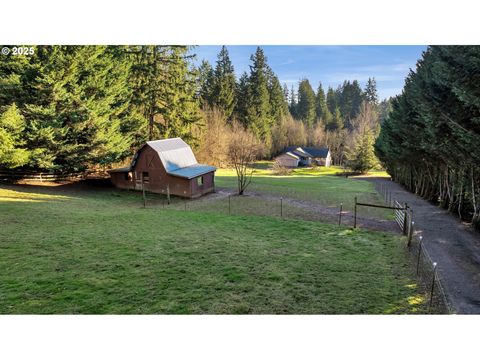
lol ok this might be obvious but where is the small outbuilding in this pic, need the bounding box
[274,152,300,168]
[282,146,331,167]
[109,138,216,198]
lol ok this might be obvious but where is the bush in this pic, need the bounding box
[272,161,292,175]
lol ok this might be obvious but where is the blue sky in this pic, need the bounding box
[192,45,427,100]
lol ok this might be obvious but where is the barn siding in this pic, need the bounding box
[110,145,215,198]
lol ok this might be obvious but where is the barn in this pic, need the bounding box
[108,138,216,198]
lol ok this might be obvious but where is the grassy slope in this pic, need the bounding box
[0,185,426,314]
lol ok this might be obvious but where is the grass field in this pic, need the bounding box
[215,164,391,219]
[0,183,427,314]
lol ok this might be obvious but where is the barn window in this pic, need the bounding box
[142,171,149,183]
[196,176,204,186]
[124,172,133,181]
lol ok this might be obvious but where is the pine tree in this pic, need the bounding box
[296,79,316,127]
[211,46,237,119]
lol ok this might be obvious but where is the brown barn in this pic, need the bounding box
[108,138,216,198]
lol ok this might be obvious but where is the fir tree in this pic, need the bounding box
[296,79,316,127]
[0,104,30,168]
[315,82,329,121]
[211,46,237,119]
[244,47,273,141]
[364,77,379,106]
[197,60,214,108]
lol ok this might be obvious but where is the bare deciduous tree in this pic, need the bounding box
[228,122,264,195]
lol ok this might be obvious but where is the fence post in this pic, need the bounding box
[228,195,231,215]
[142,175,146,208]
[416,236,423,275]
[403,202,408,235]
[280,198,283,218]
[408,221,414,248]
[338,203,343,226]
[429,262,438,312]
[353,197,357,228]
[167,184,170,205]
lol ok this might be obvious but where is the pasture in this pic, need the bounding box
[0,166,428,314]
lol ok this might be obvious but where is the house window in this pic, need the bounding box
[142,171,149,183]
[197,176,204,186]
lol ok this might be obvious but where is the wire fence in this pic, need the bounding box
[379,183,453,314]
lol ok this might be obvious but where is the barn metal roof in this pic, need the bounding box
[168,164,217,179]
[144,138,216,179]
[147,138,198,172]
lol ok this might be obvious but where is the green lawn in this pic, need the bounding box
[0,184,427,314]
[215,165,391,219]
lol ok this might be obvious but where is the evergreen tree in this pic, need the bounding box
[326,87,337,114]
[211,46,237,119]
[326,107,344,131]
[315,82,329,121]
[0,104,30,168]
[197,60,214,108]
[296,79,316,127]
[289,85,297,118]
[244,47,273,141]
[336,80,364,128]
[349,128,378,173]
[130,46,201,143]
[364,77,379,106]
[235,71,250,126]
[267,69,289,122]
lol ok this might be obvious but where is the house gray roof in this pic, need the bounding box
[277,151,300,160]
[284,146,329,159]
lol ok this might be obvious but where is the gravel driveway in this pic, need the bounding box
[360,176,480,314]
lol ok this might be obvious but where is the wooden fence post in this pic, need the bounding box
[167,184,170,205]
[338,203,343,225]
[416,236,423,275]
[408,221,414,248]
[353,197,357,228]
[228,195,231,215]
[429,262,438,312]
[280,198,283,218]
[142,174,146,208]
[403,202,408,235]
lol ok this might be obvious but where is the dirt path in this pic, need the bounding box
[208,188,399,233]
[360,176,480,314]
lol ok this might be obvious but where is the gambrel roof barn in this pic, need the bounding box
[109,138,216,198]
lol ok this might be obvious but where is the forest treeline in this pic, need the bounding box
[0,45,387,172]
[375,46,480,229]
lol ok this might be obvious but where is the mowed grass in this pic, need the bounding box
[0,185,427,314]
[216,164,391,219]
